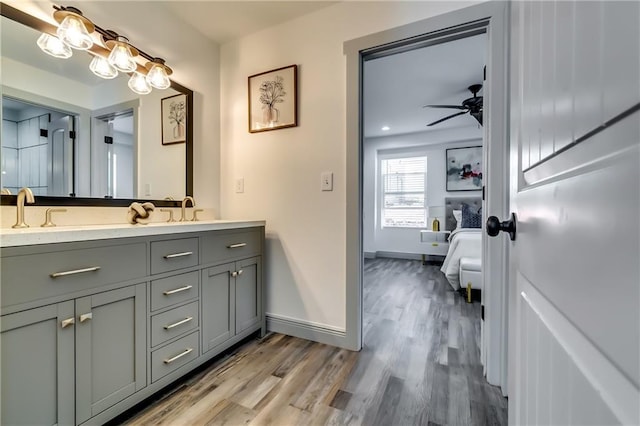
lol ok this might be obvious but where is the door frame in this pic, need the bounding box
[343,1,510,392]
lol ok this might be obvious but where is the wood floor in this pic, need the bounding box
[118,258,507,425]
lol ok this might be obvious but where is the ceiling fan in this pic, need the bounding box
[423,83,483,127]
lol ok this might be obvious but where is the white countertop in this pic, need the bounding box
[0,220,266,248]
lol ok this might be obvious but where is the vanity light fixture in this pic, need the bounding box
[89,55,118,79]
[106,35,138,73]
[145,58,172,90]
[35,5,174,95]
[128,72,152,95]
[37,32,72,58]
[53,6,94,50]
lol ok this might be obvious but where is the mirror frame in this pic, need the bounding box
[0,2,193,207]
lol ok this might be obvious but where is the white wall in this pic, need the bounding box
[220,1,482,331]
[363,127,482,255]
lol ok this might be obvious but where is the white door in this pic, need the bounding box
[505,1,639,425]
[48,115,74,197]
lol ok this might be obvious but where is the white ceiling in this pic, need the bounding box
[163,1,338,45]
[363,33,487,138]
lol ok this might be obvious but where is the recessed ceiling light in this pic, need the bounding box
[381,126,390,131]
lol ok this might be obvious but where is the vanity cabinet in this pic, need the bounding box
[0,223,265,425]
[74,284,147,423]
[1,301,75,426]
[0,284,146,426]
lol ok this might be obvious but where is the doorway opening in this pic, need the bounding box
[344,1,510,399]
[92,109,135,199]
[359,29,506,421]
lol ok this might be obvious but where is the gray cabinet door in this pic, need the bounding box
[235,257,262,334]
[75,284,147,423]
[1,301,75,426]
[202,263,233,353]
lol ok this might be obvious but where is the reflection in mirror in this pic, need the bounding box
[1,97,77,197]
[0,4,192,207]
[93,108,134,199]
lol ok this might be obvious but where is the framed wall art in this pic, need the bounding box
[162,93,187,145]
[446,146,483,191]
[248,64,298,133]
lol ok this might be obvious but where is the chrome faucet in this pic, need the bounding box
[180,196,195,222]
[12,187,35,228]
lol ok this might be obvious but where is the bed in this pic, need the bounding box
[440,197,482,290]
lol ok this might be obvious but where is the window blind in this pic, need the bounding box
[381,156,426,228]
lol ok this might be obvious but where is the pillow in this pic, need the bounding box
[452,210,462,230]
[461,203,482,228]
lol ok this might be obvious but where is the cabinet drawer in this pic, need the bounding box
[150,301,199,347]
[151,331,200,382]
[150,271,199,311]
[201,229,261,265]
[151,238,199,275]
[1,242,147,308]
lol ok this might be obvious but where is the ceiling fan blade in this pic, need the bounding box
[426,110,468,127]
[423,104,467,110]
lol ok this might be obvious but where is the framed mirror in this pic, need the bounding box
[0,2,192,207]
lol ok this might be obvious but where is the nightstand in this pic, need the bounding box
[420,230,451,262]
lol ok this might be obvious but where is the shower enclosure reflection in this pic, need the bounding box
[1,97,76,197]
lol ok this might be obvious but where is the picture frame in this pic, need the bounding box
[446,146,483,191]
[248,64,298,133]
[161,93,187,145]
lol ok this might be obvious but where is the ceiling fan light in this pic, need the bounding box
[89,55,118,79]
[107,37,138,73]
[145,59,172,90]
[128,72,152,95]
[56,13,93,50]
[37,33,72,58]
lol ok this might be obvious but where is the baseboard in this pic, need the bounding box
[266,313,350,349]
[374,251,422,261]
[363,251,376,259]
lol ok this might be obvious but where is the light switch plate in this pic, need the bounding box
[235,178,244,193]
[321,172,333,191]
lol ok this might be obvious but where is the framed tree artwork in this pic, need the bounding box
[446,146,483,191]
[162,93,187,145]
[248,64,298,133]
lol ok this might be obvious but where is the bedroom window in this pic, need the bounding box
[380,156,427,228]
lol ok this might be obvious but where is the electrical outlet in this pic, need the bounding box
[144,183,151,196]
[321,172,333,191]
[235,178,244,193]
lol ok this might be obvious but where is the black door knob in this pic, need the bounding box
[486,213,517,241]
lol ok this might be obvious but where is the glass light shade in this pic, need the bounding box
[145,64,171,90]
[37,33,72,58]
[56,15,93,50]
[128,73,152,95]
[108,42,137,72]
[89,56,118,79]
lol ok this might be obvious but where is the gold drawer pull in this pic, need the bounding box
[79,313,92,323]
[163,285,193,296]
[237,269,243,276]
[164,317,193,330]
[163,347,193,364]
[60,317,75,328]
[51,266,101,278]
[164,251,193,259]
[227,243,247,249]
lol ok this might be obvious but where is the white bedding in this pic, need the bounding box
[440,228,482,290]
